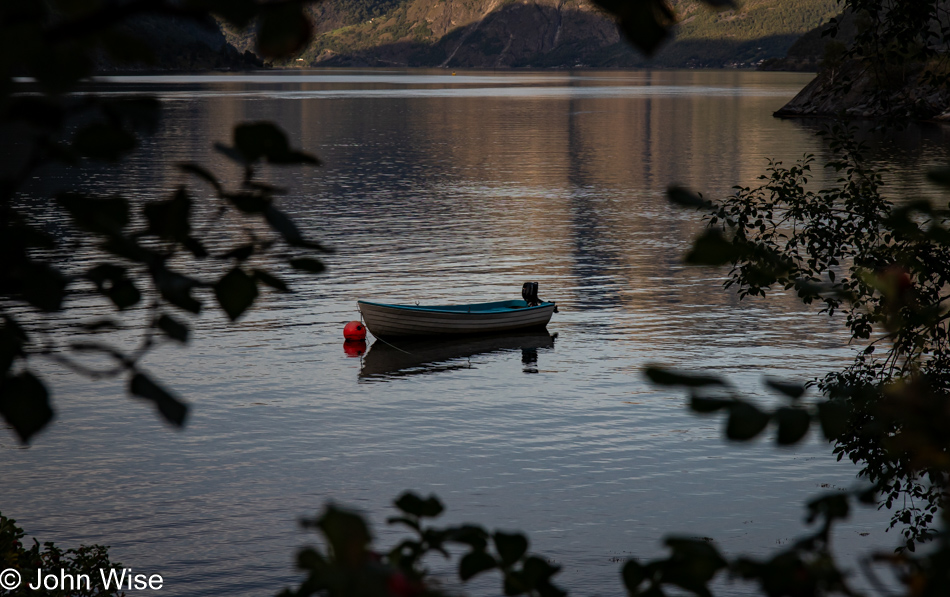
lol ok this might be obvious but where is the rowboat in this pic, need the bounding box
[359,331,557,379]
[357,299,557,338]
[358,283,557,338]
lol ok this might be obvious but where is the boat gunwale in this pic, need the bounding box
[357,299,556,315]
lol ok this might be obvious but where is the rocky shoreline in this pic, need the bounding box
[774,60,950,122]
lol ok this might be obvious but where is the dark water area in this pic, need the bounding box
[3,69,949,596]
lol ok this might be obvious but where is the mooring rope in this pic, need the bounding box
[372,334,413,355]
[358,309,412,354]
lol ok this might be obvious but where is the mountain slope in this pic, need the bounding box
[276,0,840,68]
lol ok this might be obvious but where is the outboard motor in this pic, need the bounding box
[522,282,541,306]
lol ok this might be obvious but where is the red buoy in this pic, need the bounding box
[343,320,366,340]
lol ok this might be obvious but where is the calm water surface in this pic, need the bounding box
[5,70,950,596]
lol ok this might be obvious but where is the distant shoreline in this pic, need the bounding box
[89,64,815,76]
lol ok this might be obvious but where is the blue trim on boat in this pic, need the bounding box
[357,299,555,314]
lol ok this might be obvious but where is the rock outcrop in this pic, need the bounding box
[765,4,950,120]
[774,59,950,121]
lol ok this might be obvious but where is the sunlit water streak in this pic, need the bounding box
[4,69,949,596]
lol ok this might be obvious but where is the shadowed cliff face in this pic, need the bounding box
[430,2,618,67]
[422,4,620,68]
[291,0,838,68]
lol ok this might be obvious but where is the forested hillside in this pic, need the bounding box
[97,15,262,71]
[234,0,840,68]
[669,0,840,67]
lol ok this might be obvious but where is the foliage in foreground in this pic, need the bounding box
[668,123,950,551]
[1,0,327,443]
[286,473,950,597]
[0,512,120,597]
[283,494,565,597]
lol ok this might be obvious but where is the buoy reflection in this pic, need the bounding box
[343,339,367,357]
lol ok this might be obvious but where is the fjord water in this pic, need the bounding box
[5,70,950,596]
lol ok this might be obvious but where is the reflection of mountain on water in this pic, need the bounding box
[359,331,556,380]
[63,73,950,334]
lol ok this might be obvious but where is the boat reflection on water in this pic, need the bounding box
[359,331,557,380]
